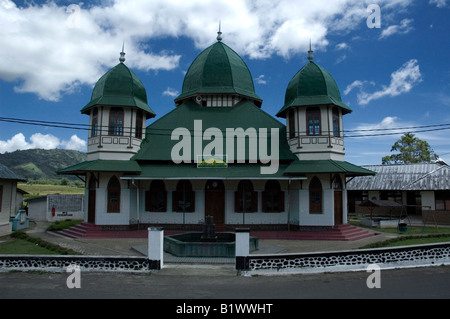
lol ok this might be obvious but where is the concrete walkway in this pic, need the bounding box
[22,220,399,264]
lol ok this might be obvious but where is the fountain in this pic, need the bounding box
[164,216,258,257]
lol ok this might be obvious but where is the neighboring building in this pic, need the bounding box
[347,162,450,224]
[0,163,27,236]
[59,33,374,230]
[25,194,84,222]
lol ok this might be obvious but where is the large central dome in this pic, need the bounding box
[175,41,262,105]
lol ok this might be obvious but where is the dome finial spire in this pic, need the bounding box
[217,21,223,42]
[119,42,126,63]
[308,39,314,62]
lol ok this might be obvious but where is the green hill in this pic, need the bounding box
[0,149,86,181]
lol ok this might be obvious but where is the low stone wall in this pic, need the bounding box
[0,255,151,273]
[244,242,450,275]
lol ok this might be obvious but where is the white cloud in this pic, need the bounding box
[0,0,414,101]
[255,75,267,85]
[0,133,86,153]
[335,42,349,50]
[380,18,414,39]
[162,87,179,98]
[0,1,181,102]
[61,135,87,152]
[344,80,365,95]
[347,59,422,105]
[429,0,448,7]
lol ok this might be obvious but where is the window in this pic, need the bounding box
[288,109,296,139]
[380,191,402,204]
[172,180,195,212]
[435,191,450,211]
[91,109,98,137]
[309,177,322,213]
[333,108,340,137]
[107,176,121,213]
[109,107,124,136]
[235,180,257,212]
[135,110,143,139]
[146,180,167,212]
[262,180,284,212]
[306,107,321,136]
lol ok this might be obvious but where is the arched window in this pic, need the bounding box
[306,107,321,136]
[262,180,284,212]
[173,180,195,212]
[333,108,340,137]
[309,177,322,214]
[109,107,124,136]
[135,110,143,139]
[235,180,257,212]
[91,108,98,137]
[146,180,167,212]
[107,176,121,213]
[288,109,296,139]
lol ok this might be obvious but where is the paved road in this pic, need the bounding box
[1,264,449,300]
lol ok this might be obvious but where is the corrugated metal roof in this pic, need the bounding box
[0,163,27,181]
[284,160,375,177]
[57,160,141,175]
[121,163,305,180]
[346,163,450,191]
[133,100,296,162]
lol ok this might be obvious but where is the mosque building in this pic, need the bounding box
[59,31,374,230]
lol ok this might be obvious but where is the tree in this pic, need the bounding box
[382,133,438,165]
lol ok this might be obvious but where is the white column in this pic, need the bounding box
[148,228,164,270]
[235,228,250,270]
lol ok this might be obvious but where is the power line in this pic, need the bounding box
[2,116,450,139]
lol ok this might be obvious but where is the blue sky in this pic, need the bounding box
[0,0,449,165]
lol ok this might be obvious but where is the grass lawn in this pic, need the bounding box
[350,216,450,248]
[0,232,81,255]
[19,183,84,200]
[0,238,59,255]
[382,235,450,247]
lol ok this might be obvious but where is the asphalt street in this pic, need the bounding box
[1,264,449,300]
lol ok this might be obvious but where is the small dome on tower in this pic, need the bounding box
[81,54,155,117]
[276,49,351,118]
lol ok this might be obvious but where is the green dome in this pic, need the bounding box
[175,41,262,104]
[81,62,155,117]
[276,60,351,118]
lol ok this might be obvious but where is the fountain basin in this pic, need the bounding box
[164,232,259,257]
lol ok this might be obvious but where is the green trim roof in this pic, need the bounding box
[122,163,303,180]
[277,61,352,118]
[57,160,141,175]
[133,100,296,162]
[0,163,27,181]
[283,160,376,177]
[81,63,156,117]
[175,41,262,103]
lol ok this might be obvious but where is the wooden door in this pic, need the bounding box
[88,189,96,223]
[205,180,225,225]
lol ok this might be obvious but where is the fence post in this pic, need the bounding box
[148,228,164,270]
[235,228,250,270]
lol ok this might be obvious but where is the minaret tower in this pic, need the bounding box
[81,46,156,161]
[276,44,352,161]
